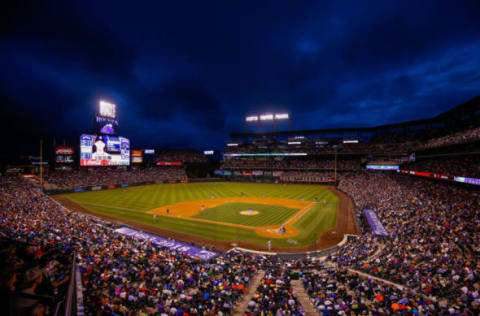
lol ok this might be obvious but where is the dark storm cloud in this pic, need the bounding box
[1,0,479,155]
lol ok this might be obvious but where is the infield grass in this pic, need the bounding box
[60,182,339,248]
[193,203,299,226]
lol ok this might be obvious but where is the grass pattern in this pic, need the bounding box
[61,182,338,248]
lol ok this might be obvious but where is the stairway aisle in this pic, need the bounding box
[291,279,318,315]
[232,270,266,315]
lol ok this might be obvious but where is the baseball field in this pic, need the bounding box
[56,182,358,252]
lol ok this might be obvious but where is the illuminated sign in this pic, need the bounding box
[366,165,399,170]
[55,146,74,155]
[224,153,307,157]
[132,157,143,163]
[144,149,155,154]
[203,150,214,155]
[156,161,183,166]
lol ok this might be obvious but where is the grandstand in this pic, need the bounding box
[1,97,480,315]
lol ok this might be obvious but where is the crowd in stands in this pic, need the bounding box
[334,172,480,314]
[421,127,480,149]
[302,266,442,315]
[0,237,72,315]
[245,267,304,315]
[156,150,207,163]
[0,177,255,315]
[44,167,187,189]
[221,158,361,171]
[225,126,480,156]
[403,155,480,178]
[1,167,480,315]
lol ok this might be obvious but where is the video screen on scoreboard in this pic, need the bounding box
[80,134,130,166]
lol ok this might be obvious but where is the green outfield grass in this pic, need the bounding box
[193,203,299,226]
[60,182,339,248]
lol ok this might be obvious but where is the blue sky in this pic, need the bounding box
[1,0,479,155]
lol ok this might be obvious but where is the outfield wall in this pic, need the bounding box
[44,179,186,195]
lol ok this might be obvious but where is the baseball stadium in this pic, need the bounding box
[2,2,480,316]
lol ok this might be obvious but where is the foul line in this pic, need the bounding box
[283,202,317,226]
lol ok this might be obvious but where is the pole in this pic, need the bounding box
[40,139,43,191]
[334,147,337,184]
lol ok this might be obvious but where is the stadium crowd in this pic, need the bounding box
[44,167,187,189]
[245,267,304,315]
[335,172,480,314]
[1,168,480,315]
[0,176,255,315]
[155,150,207,163]
[403,155,480,178]
[221,158,361,171]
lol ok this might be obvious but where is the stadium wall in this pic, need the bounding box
[43,180,186,195]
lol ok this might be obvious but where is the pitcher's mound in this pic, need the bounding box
[240,210,259,216]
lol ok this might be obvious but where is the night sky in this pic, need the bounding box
[1,1,480,157]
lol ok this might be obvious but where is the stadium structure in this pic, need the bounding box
[1,96,480,315]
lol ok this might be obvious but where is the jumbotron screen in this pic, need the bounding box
[80,134,130,166]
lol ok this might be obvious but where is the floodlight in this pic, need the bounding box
[99,100,116,118]
[275,113,289,120]
[260,114,274,121]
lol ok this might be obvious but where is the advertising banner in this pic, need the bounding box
[366,165,399,171]
[398,170,455,181]
[55,146,75,155]
[115,227,217,261]
[156,162,183,166]
[132,150,143,157]
[364,209,389,236]
[454,176,480,186]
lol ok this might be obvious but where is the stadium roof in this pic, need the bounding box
[231,96,480,139]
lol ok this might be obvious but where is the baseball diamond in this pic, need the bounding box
[56,181,358,251]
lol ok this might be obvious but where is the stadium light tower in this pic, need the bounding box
[244,112,290,134]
